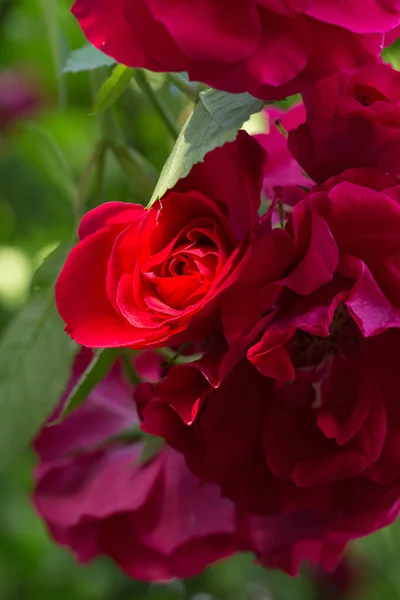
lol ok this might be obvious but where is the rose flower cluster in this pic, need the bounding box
[32,0,400,584]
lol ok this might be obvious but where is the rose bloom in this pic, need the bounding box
[255,102,313,210]
[55,133,265,349]
[138,167,400,572]
[71,0,400,100]
[32,349,345,578]
[33,350,241,580]
[289,62,400,183]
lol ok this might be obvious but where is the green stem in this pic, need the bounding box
[168,73,201,103]
[121,349,141,387]
[275,118,288,138]
[136,70,179,140]
[156,347,203,366]
[39,0,67,108]
[94,143,107,208]
[111,143,159,195]
[91,69,162,203]
[90,69,120,144]
[74,140,106,220]
[278,200,285,229]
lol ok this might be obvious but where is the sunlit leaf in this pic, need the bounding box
[92,65,135,114]
[148,89,263,206]
[63,44,116,74]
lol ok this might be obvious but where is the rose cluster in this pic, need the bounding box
[33,0,400,584]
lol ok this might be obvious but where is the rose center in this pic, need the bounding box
[289,306,359,368]
[168,254,196,277]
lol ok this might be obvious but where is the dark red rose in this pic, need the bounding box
[55,133,266,349]
[71,0,400,100]
[289,62,400,183]
[138,167,400,573]
[33,349,347,579]
[32,350,241,580]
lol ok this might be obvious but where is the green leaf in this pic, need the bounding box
[148,89,263,207]
[63,44,116,74]
[0,243,77,470]
[31,240,74,294]
[384,37,400,70]
[92,64,135,114]
[19,123,76,205]
[54,348,118,422]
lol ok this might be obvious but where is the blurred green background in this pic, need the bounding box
[1,1,400,598]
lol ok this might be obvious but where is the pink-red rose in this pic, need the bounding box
[55,133,265,349]
[256,102,313,211]
[33,350,241,580]
[71,0,400,100]
[33,349,348,578]
[289,62,400,183]
[138,167,400,572]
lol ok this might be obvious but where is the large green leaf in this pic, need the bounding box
[92,64,135,114]
[19,123,76,206]
[0,243,76,470]
[63,44,116,74]
[148,89,263,207]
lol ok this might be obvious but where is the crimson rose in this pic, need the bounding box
[33,349,347,578]
[138,168,400,572]
[55,133,265,349]
[33,350,243,580]
[289,62,400,183]
[71,0,400,100]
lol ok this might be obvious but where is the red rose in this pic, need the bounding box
[138,167,400,573]
[55,133,265,349]
[289,62,400,183]
[32,349,241,580]
[33,349,345,579]
[71,0,400,100]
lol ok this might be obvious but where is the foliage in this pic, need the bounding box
[1,0,400,598]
